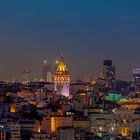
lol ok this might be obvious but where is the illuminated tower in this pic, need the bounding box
[43,59,52,83]
[22,69,30,84]
[54,55,70,97]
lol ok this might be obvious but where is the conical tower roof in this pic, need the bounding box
[56,54,69,73]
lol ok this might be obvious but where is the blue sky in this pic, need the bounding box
[0,0,140,81]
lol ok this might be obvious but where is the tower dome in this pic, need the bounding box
[56,54,68,73]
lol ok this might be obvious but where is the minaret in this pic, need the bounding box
[54,55,70,97]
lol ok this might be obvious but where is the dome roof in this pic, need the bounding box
[56,55,68,72]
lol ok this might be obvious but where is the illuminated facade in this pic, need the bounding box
[118,98,140,109]
[51,116,73,132]
[54,55,70,97]
[10,103,16,113]
[73,116,90,130]
[105,92,124,102]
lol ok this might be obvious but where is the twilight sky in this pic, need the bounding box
[0,0,140,81]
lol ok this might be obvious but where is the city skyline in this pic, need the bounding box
[0,0,140,81]
[2,1,140,140]
[0,54,135,82]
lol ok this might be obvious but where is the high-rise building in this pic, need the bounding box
[54,55,70,97]
[133,67,140,92]
[42,59,52,83]
[22,69,30,84]
[133,67,140,84]
[103,60,115,80]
